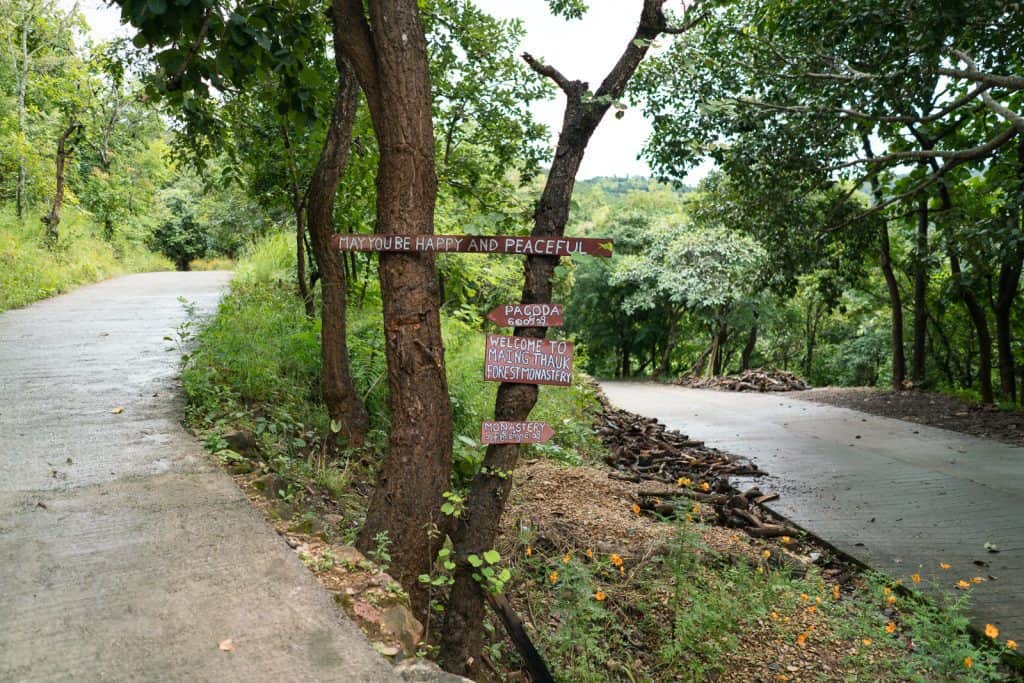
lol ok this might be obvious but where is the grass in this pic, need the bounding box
[0,205,173,312]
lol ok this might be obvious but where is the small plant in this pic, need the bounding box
[368,530,392,573]
[440,490,466,518]
[468,549,511,594]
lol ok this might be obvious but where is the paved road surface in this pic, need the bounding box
[0,273,397,682]
[601,381,1024,641]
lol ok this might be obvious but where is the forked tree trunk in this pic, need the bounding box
[335,0,453,613]
[306,51,369,448]
[43,119,82,247]
[281,126,315,317]
[740,317,758,371]
[439,1,692,673]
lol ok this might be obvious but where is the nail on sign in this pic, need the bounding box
[483,334,573,386]
[481,421,556,444]
[331,234,613,257]
[486,303,564,328]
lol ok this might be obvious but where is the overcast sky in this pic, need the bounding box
[69,0,709,181]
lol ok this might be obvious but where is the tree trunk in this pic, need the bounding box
[949,250,994,403]
[912,195,928,385]
[740,315,758,371]
[335,0,453,614]
[659,312,680,377]
[994,236,1023,403]
[439,2,681,673]
[306,52,370,449]
[710,320,728,376]
[16,14,28,219]
[862,137,906,390]
[280,126,314,317]
[43,119,82,247]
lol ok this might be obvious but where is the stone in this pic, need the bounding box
[224,430,259,457]
[252,473,288,501]
[380,604,423,656]
[393,658,474,682]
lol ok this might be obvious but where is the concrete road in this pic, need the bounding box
[601,381,1024,642]
[0,273,397,682]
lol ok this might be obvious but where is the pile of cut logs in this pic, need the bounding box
[678,368,810,392]
[596,396,800,538]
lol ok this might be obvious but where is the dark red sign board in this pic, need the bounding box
[331,233,612,258]
[481,421,555,445]
[486,303,564,328]
[483,334,573,386]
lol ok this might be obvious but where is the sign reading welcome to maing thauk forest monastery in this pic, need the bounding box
[334,232,612,445]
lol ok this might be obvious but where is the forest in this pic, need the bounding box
[2,0,1022,681]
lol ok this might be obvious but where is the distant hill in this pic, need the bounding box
[572,175,693,199]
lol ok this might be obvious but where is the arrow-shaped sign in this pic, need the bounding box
[486,303,564,328]
[481,421,556,444]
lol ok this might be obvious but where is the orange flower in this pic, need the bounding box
[971,576,985,584]
[800,593,809,602]
[815,596,822,605]
[610,554,623,567]
[885,622,896,634]
[549,570,558,584]
[619,565,625,576]
[1007,639,1018,651]
[957,580,970,589]
[770,611,779,621]
[886,595,896,606]
[631,503,641,515]
[780,536,792,544]
[525,545,532,557]
[911,573,921,585]
[832,584,841,600]
[562,553,571,564]
[585,548,594,559]
[807,606,816,614]
[796,632,808,646]
[985,624,999,639]
[964,656,973,669]
[677,477,691,487]
[862,638,873,646]
[594,591,606,601]
[939,562,951,570]
[700,482,711,492]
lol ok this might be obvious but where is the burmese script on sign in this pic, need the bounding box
[480,421,556,444]
[484,334,574,386]
[331,233,613,257]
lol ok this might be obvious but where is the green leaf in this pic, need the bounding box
[440,502,455,516]
[467,554,483,568]
[148,0,167,15]
[483,549,501,564]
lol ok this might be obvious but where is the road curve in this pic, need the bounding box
[0,273,397,682]
[601,381,1024,642]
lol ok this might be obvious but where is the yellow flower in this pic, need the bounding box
[762,550,771,559]
[594,591,606,601]
[700,482,711,492]
[939,562,951,570]
[862,638,873,646]
[610,554,623,567]
[796,632,808,646]
[770,611,779,621]
[525,545,532,557]
[780,536,792,544]
[585,548,593,559]
[886,595,896,606]
[807,606,816,614]
[549,570,558,584]
[1007,639,1018,651]
[964,656,973,669]
[815,596,822,605]
[971,576,985,584]
[677,477,691,487]
[800,593,809,602]
[957,580,970,589]
[631,503,641,515]
[885,622,896,634]
[562,553,571,564]
[833,584,841,600]
[692,503,701,515]
[775,675,790,682]
[619,566,625,576]
[882,586,891,597]
[985,624,999,639]
[911,573,921,585]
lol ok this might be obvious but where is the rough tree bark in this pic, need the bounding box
[740,312,758,371]
[994,140,1024,403]
[281,125,315,318]
[42,119,83,247]
[334,0,453,612]
[949,249,994,403]
[439,1,701,674]
[306,46,369,448]
[862,136,906,389]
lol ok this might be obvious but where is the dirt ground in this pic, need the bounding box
[797,387,1024,447]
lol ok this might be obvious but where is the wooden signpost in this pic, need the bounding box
[331,233,612,258]
[332,231,611,447]
[486,303,564,328]
[481,421,556,445]
[483,334,573,387]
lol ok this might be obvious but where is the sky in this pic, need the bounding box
[68,0,709,181]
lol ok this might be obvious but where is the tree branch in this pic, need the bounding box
[332,0,382,114]
[521,52,582,95]
[165,10,212,92]
[829,125,1018,170]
